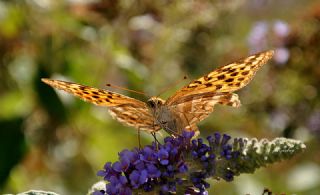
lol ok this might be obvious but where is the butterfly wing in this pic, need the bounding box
[166,50,274,132]
[170,92,240,135]
[167,50,274,103]
[108,106,161,132]
[41,78,160,132]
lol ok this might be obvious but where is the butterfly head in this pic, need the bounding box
[147,97,165,110]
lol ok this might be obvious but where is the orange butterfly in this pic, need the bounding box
[42,50,274,136]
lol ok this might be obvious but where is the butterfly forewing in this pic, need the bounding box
[41,79,143,107]
[41,78,159,132]
[166,50,274,104]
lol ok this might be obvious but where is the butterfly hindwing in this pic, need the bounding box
[171,92,240,134]
[108,105,161,132]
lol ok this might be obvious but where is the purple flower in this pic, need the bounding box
[97,131,241,194]
[106,175,129,195]
[97,162,116,180]
[247,20,291,65]
[221,134,231,146]
[112,160,129,172]
[129,170,148,188]
[274,47,290,64]
[140,147,158,163]
[119,149,139,164]
[146,164,161,178]
[248,21,269,52]
[273,20,290,38]
[178,162,188,173]
[158,148,169,165]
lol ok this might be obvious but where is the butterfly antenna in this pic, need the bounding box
[156,75,188,97]
[106,83,147,96]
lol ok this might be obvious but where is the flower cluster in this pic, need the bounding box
[94,131,243,195]
[93,131,305,195]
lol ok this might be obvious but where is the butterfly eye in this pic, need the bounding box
[147,100,156,108]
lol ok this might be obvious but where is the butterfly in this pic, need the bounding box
[42,50,274,137]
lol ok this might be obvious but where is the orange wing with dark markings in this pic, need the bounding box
[41,78,160,132]
[166,50,274,105]
[164,50,274,135]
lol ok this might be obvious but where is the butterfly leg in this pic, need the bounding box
[163,127,180,138]
[151,131,160,150]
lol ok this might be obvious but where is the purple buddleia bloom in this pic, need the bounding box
[146,163,161,178]
[178,162,188,173]
[214,132,221,146]
[182,130,195,140]
[247,20,291,65]
[96,130,304,194]
[274,47,290,64]
[248,21,269,52]
[140,146,158,163]
[129,170,148,188]
[106,175,129,195]
[133,159,145,171]
[119,149,139,164]
[158,148,169,165]
[97,162,116,181]
[112,160,129,172]
[221,134,231,146]
[273,20,290,38]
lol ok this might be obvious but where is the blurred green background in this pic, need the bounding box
[0,0,319,194]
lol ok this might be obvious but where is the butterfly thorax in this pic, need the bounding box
[147,97,186,135]
[146,97,167,119]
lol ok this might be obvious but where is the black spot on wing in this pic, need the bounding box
[227,68,236,73]
[230,72,238,76]
[225,78,234,82]
[218,75,225,80]
[216,85,222,89]
[241,71,250,76]
[92,91,99,95]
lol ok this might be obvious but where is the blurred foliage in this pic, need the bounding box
[0,0,319,194]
